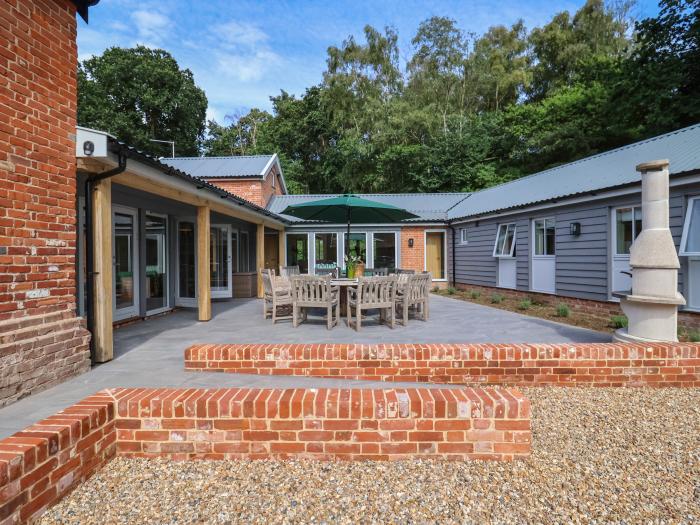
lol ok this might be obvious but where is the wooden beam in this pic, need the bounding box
[256,223,265,298]
[92,178,113,363]
[278,229,285,269]
[197,206,211,321]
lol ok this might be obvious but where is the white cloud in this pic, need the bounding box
[215,20,269,47]
[131,10,172,45]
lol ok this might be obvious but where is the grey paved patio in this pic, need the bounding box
[0,295,609,438]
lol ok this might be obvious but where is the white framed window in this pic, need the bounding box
[680,196,700,256]
[533,218,556,256]
[614,206,642,255]
[459,227,469,244]
[493,223,516,257]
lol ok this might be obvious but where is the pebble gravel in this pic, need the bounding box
[40,387,700,524]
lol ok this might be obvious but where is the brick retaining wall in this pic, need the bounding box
[185,343,700,387]
[0,386,530,521]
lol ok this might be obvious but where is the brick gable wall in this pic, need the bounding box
[0,0,90,407]
[206,163,285,207]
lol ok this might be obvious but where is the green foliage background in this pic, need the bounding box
[77,0,699,194]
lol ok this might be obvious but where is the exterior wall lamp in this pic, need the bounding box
[408,238,414,248]
[570,222,581,236]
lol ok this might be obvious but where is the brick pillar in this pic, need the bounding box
[0,0,91,407]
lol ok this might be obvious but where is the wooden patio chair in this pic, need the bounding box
[315,265,339,277]
[290,274,339,330]
[396,272,431,325]
[262,269,293,323]
[347,275,397,331]
[395,269,415,275]
[279,265,300,278]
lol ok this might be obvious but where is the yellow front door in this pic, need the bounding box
[425,232,445,279]
[264,233,279,270]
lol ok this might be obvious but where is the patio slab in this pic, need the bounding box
[0,295,609,438]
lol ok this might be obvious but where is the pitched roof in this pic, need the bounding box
[268,193,469,223]
[448,123,700,221]
[163,155,276,179]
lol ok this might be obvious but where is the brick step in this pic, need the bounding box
[184,343,700,387]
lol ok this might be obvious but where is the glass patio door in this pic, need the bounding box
[210,224,232,298]
[113,206,139,321]
[145,213,168,314]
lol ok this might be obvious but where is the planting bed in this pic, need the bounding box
[39,387,700,524]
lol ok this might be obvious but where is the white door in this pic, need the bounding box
[210,224,232,298]
[680,196,700,310]
[689,258,700,310]
[493,223,517,288]
[113,206,139,321]
[176,219,197,308]
[531,218,556,294]
[611,206,641,296]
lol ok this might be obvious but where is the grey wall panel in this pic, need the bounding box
[453,220,498,287]
[515,218,529,290]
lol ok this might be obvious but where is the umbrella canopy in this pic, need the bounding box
[281,194,420,224]
[282,194,420,266]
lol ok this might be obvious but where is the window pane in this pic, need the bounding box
[344,232,366,264]
[286,234,308,273]
[616,208,634,255]
[545,218,556,255]
[210,226,228,289]
[239,232,249,272]
[495,225,507,255]
[503,224,516,256]
[373,232,396,270]
[534,220,545,255]
[178,221,195,298]
[685,199,700,253]
[314,233,337,272]
[460,228,468,244]
[114,213,135,309]
[231,233,238,273]
[145,214,167,311]
[634,207,642,240]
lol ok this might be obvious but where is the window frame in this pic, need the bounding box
[459,227,469,245]
[613,206,642,257]
[533,217,556,257]
[493,223,517,258]
[680,196,700,256]
[371,231,398,270]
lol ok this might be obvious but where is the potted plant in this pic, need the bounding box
[345,254,362,278]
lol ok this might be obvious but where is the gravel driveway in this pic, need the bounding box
[41,387,699,524]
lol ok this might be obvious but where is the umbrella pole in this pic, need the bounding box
[345,208,351,271]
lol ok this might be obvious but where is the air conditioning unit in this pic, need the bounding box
[76,126,109,158]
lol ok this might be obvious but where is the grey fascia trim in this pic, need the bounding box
[284,222,448,229]
[449,170,700,225]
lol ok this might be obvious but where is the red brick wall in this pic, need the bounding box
[0,0,91,408]
[0,386,530,522]
[0,391,116,524]
[206,163,284,207]
[112,387,530,461]
[399,227,449,286]
[185,343,700,387]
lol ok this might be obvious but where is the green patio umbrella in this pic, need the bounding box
[281,194,420,263]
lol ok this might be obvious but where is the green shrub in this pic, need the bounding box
[555,303,570,317]
[518,299,532,310]
[446,286,457,295]
[610,315,628,329]
[491,293,504,304]
[689,330,700,343]
[469,290,481,300]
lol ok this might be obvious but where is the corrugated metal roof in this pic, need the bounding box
[163,155,275,178]
[448,124,700,220]
[268,193,470,223]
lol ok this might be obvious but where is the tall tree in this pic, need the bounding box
[204,109,272,157]
[78,46,208,157]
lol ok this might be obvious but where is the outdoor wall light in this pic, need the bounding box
[408,238,414,248]
[82,140,94,156]
[570,222,581,236]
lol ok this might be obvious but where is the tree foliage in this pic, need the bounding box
[78,46,207,157]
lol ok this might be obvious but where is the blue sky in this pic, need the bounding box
[78,0,661,123]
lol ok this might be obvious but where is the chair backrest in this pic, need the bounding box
[290,274,333,305]
[407,273,432,301]
[396,269,415,275]
[356,275,396,306]
[280,265,300,278]
[364,267,388,276]
[315,266,338,277]
[261,268,273,296]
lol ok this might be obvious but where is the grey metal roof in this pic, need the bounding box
[448,123,700,221]
[268,193,470,223]
[163,155,275,179]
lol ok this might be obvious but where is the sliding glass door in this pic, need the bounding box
[113,206,139,321]
[177,220,196,307]
[210,224,232,298]
[145,213,168,314]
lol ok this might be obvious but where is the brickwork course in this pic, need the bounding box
[0,0,91,408]
[0,386,530,522]
[185,342,700,387]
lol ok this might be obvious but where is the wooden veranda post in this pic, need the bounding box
[197,206,211,321]
[92,178,113,362]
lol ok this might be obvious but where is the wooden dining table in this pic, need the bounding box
[331,278,358,316]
